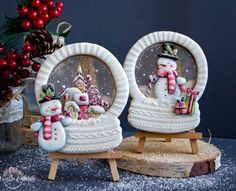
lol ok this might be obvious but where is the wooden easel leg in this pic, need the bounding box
[108,159,119,181]
[48,159,59,180]
[190,139,199,154]
[78,159,87,164]
[165,137,172,142]
[137,137,146,153]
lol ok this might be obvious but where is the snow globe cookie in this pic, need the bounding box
[124,31,208,133]
[34,43,129,153]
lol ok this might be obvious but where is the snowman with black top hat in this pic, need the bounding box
[31,83,72,152]
[148,43,186,101]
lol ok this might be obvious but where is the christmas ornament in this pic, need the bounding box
[31,83,72,152]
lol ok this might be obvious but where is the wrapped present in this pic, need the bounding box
[175,97,187,114]
[185,88,199,114]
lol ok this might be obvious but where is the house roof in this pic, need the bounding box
[87,85,100,94]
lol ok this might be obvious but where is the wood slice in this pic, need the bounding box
[116,136,221,178]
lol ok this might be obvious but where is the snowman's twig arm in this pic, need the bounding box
[30,122,43,132]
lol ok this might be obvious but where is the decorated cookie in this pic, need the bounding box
[31,84,72,152]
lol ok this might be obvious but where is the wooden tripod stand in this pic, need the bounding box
[135,129,202,154]
[48,151,122,181]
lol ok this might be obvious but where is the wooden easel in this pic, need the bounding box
[135,129,202,154]
[48,151,122,181]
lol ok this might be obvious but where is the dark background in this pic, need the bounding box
[0,0,235,138]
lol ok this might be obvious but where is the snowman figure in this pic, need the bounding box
[148,43,186,101]
[31,84,72,152]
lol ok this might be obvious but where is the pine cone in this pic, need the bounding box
[25,29,54,58]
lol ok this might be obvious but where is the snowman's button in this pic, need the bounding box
[54,128,56,131]
[55,138,57,140]
[55,133,57,136]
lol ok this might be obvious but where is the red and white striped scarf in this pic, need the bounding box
[40,114,63,140]
[157,69,185,94]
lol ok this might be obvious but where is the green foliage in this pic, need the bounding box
[40,88,55,99]
[0,15,29,49]
[17,0,31,7]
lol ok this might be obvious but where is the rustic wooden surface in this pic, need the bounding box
[48,151,122,181]
[116,136,221,178]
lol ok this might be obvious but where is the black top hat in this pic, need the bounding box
[39,83,60,103]
[158,43,178,61]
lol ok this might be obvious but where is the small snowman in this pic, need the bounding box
[31,84,72,152]
[148,43,186,101]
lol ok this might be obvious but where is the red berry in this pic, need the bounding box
[21,58,31,67]
[45,0,55,8]
[8,60,18,70]
[18,5,29,16]
[32,63,41,72]
[0,44,5,54]
[5,50,17,60]
[0,58,7,69]
[21,20,31,30]
[31,0,41,7]
[56,2,64,9]
[49,8,61,18]
[20,69,30,78]
[23,43,33,53]
[28,10,38,20]
[0,47,4,54]
[13,76,22,86]
[38,5,48,13]
[33,18,44,28]
[41,13,50,23]
[3,70,11,80]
